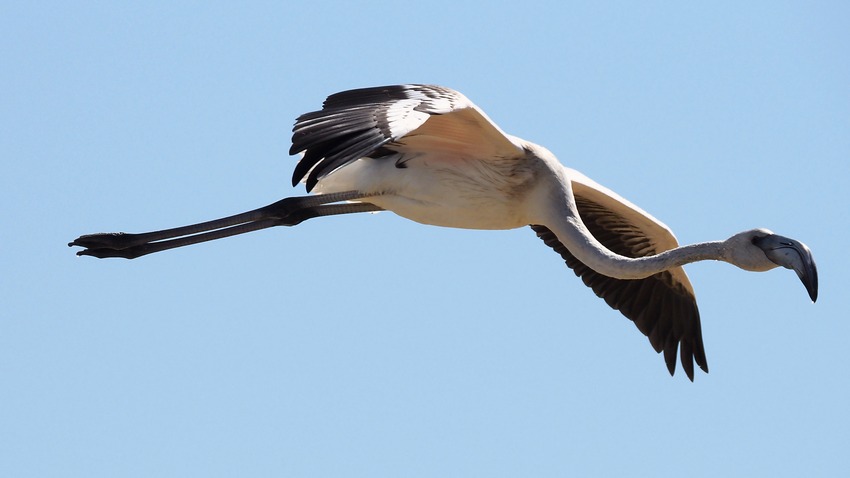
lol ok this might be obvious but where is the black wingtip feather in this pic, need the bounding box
[680,340,695,381]
[663,334,677,376]
[321,84,413,108]
[530,220,708,381]
[288,84,467,192]
[288,85,426,191]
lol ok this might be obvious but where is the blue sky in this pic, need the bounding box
[2,1,848,476]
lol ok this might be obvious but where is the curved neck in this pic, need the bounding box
[538,179,727,280]
[557,217,725,279]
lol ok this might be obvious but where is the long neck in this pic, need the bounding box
[556,216,725,279]
[538,178,727,280]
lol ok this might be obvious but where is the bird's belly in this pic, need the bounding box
[368,193,528,230]
[313,156,535,230]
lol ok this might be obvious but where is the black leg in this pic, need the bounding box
[69,192,381,259]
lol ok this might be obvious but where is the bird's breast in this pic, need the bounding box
[315,153,541,230]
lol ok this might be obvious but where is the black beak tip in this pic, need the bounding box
[801,262,818,303]
[805,276,818,303]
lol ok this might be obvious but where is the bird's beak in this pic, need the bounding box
[753,234,819,302]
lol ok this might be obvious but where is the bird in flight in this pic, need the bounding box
[69,84,818,380]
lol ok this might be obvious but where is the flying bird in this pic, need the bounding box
[69,84,818,380]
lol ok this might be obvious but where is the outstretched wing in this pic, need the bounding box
[289,84,523,191]
[532,170,709,380]
[292,84,708,379]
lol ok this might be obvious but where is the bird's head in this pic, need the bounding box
[723,228,818,302]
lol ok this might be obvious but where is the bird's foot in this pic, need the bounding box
[68,232,145,258]
[68,232,141,250]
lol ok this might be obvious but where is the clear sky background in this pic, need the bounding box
[2,2,848,477]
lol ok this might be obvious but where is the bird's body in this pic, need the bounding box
[301,85,543,230]
[70,84,818,380]
[314,141,542,230]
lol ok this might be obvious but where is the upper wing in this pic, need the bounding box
[531,170,709,380]
[289,84,524,191]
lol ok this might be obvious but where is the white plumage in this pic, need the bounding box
[70,84,818,380]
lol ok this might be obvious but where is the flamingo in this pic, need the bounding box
[69,84,818,380]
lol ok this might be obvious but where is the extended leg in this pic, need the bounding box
[69,192,382,259]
